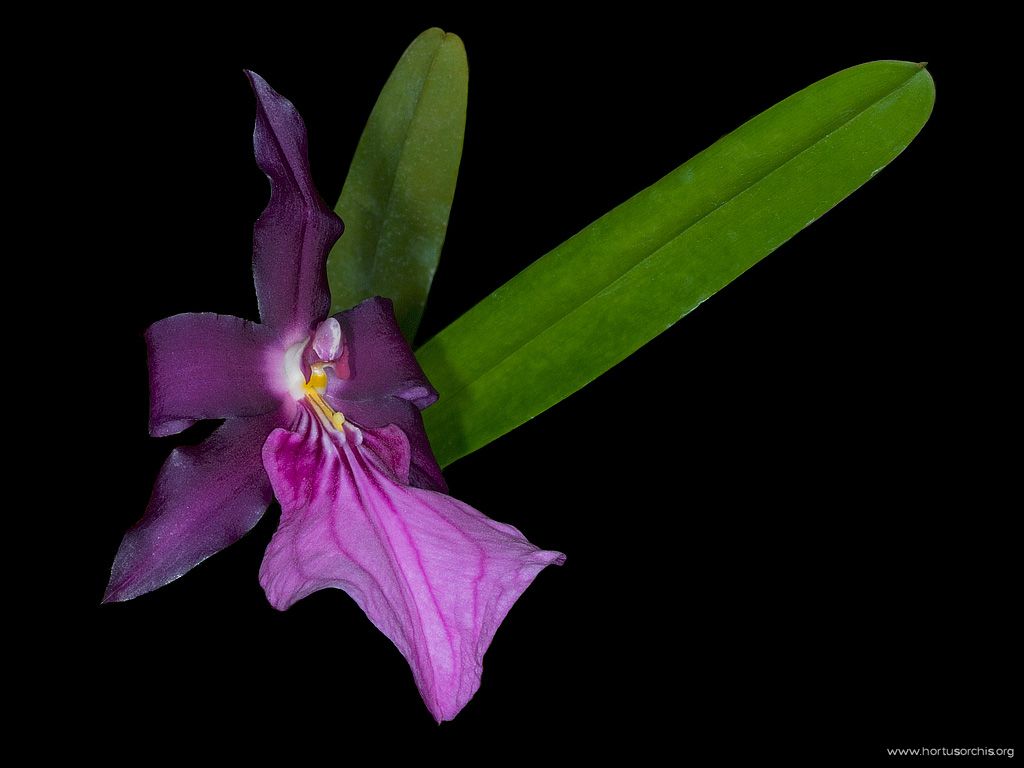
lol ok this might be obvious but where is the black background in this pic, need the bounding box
[62,10,1015,762]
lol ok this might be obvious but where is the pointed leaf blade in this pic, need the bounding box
[417,61,935,467]
[328,28,467,340]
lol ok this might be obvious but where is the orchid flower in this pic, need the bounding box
[105,71,564,722]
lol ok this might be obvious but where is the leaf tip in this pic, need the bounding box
[437,29,467,60]
[411,28,466,63]
[419,27,446,41]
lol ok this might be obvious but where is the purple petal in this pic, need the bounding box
[342,395,446,493]
[104,406,289,603]
[320,296,444,492]
[362,425,412,484]
[327,297,437,408]
[259,411,564,722]
[247,71,344,339]
[146,312,284,437]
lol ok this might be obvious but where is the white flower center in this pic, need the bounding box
[283,339,309,401]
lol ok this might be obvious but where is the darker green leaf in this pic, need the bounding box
[328,28,467,341]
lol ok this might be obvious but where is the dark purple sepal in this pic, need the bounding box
[104,404,291,603]
[247,70,344,340]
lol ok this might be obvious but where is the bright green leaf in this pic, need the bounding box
[417,60,934,468]
[328,28,467,340]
